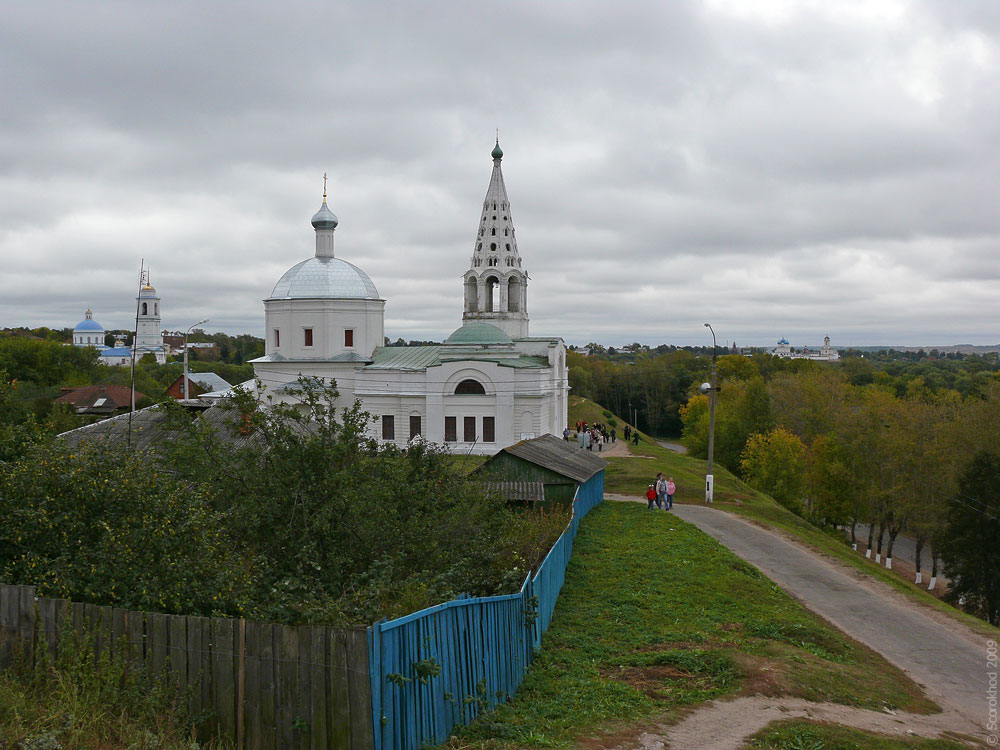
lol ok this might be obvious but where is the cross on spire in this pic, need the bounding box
[323,172,328,201]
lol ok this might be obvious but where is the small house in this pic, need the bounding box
[476,433,606,509]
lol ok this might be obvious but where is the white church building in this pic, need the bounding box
[251,141,569,453]
[74,275,169,366]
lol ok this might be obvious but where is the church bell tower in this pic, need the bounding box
[462,139,529,339]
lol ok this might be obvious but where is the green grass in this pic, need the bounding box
[448,502,936,748]
[747,720,969,749]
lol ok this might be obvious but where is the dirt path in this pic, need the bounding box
[607,697,977,749]
[602,495,993,746]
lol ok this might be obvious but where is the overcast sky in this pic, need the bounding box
[2,0,998,347]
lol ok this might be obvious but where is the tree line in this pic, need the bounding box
[679,355,1000,624]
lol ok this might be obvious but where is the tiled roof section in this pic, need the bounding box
[365,346,442,371]
[497,433,607,483]
[56,385,145,410]
[479,480,546,504]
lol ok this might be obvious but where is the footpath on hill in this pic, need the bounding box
[607,494,990,746]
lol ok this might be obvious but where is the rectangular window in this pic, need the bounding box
[274,329,280,348]
[382,415,395,440]
[464,416,476,442]
[483,416,495,443]
[445,416,457,442]
[304,328,313,347]
[344,329,354,347]
[409,415,421,437]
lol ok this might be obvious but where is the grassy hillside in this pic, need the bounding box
[451,502,937,748]
[568,396,1000,640]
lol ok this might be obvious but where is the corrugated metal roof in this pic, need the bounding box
[187,372,232,392]
[479,480,546,504]
[58,400,311,453]
[491,433,607,483]
[365,346,442,371]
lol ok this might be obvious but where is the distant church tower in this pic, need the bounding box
[462,139,529,339]
[134,273,166,362]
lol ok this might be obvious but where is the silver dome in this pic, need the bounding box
[269,256,380,299]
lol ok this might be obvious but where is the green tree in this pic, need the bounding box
[939,451,1000,625]
[740,428,807,514]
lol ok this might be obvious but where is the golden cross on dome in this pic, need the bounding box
[323,172,328,201]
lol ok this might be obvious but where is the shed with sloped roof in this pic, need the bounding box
[476,433,606,507]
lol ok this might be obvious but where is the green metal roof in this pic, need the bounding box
[365,346,441,371]
[444,322,512,345]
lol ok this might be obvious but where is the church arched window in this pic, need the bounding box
[490,242,496,251]
[455,379,486,395]
[504,228,508,236]
[142,302,147,315]
[491,228,496,235]
[493,203,496,210]
[506,243,511,252]
[154,303,158,315]
[477,242,482,251]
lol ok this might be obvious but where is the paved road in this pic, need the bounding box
[656,440,687,454]
[671,504,990,734]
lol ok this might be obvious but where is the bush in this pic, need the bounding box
[0,441,255,617]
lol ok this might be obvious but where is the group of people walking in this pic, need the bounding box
[646,473,676,511]
[567,420,618,451]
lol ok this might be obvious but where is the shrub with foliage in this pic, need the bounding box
[159,379,568,624]
[0,441,255,616]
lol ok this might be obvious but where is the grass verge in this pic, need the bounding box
[447,502,936,749]
[746,720,969,749]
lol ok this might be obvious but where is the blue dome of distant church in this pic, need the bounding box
[74,311,104,331]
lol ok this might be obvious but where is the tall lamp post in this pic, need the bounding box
[701,322,718,503]
[183,319,209,400]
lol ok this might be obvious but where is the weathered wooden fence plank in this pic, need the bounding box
[184,616,206,726]
[245,621,262,750]
[18,586,35,663]
[330,629,351,749]
[309,625,328,750]
[258,623,277,750]
[277,624,298,750]
[212,617,237,742]
[149,612,169,680]
[347,628,375,750]
[296,626,312,750]
[125,609,144,674]
[168,614,187,692]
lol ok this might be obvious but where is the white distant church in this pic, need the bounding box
[71,275,168,365]
[250,141,569,453]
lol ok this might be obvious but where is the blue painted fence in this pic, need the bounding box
[368,471,604,750]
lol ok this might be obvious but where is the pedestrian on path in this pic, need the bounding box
[645,483,657,510]
[666,477,676,509]
[655,473,667,510]
[632,430,640,446]
[611,428,616,443]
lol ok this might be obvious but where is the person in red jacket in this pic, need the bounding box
[645,483,657,510]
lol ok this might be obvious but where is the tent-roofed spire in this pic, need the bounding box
[463,139,529,338]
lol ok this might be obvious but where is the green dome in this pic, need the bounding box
[445,322,512,345]
[491,140,503,160]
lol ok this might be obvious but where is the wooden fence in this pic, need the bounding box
[0,585,374,750]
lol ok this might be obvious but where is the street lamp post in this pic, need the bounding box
[703,322,718,503]
[183,319,209,400]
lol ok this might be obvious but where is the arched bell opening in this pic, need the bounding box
[484,276,500,313]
